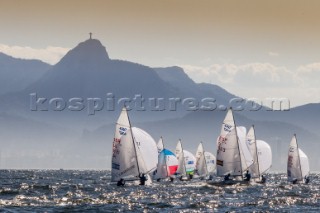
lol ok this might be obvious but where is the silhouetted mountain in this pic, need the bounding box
[27,39,174,99]
[0,53,50,95]
[154,66,238,104]
[242,103,320,138]
[0,38,319,169]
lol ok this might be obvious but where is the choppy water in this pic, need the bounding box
[0,170,319,212]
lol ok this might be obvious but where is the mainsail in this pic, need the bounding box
[216,109,242,178]
[287,134,309,182]
[111,107,140,182]
[175,140,196,176]
[195,142,207,176]
[195,142,216,177]
[246,126,272,180]
[175,139,186,176]
[236,126,254,172]
[246,126,260,179]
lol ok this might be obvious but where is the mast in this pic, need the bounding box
[126,107,141,175]
[231,108,243,180]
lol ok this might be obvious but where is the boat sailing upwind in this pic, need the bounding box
[175,139,196,179]
[287,134,310,183]
[246,126,272,182]
[111,107,157,184]
[216,109,253,182]
[195,142,216,178]
[153,137,178,180]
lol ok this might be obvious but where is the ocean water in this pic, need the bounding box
[0,170,319,212]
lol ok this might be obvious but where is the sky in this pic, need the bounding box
[0,0,320,107]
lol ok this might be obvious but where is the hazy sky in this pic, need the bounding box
[0,0,320,107]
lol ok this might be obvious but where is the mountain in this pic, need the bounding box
[26,39,175,99]
[154,66,238,104]
[241,103,320,138]
[0,37,319,169]
[0,53,50,95]
[0,39,186,126]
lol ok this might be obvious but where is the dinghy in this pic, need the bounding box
[195,142,216,179]
[154,149,179,181]
[175,139,196,180]
[246,126,272,183]
[210,109,252,186]
[111,107,157,185]
[287,134,310,184]
[153,137,178,181]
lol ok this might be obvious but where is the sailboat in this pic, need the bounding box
[213,108,253,185]
[111,107,158,185]
[154,149,179,181]
[175,139,196,180]
[195,142,216,179]
[153,137,178,181]
[287,134,310,184]
[246,126,272,182]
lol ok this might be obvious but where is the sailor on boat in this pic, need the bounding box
[117,178,125,186]
[305,176,310,184]
[261,175,266,183]
[139,173,147,185]
[292,178,298,184]
[224,173,231,181]
[244,170,251,181]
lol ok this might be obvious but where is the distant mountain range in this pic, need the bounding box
[0,38,319,170]
[0,53,50,95]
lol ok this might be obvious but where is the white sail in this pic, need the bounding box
[237,126,254,172]
[111,108,139,182]
[157,137,164,153]
[287,135,303,181]
[216,127,242,177]
[154,149,179,179]
[220,108,235,137]
[299,149,309,179]
[256,140,272,174]
[204,151,216,175]
[246,126,260,179]
[132,127,158,175]
[195,142,207,176]
[184,150,196,175]
[175,140,186,176]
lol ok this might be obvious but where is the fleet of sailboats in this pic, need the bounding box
[111,107,310,186]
